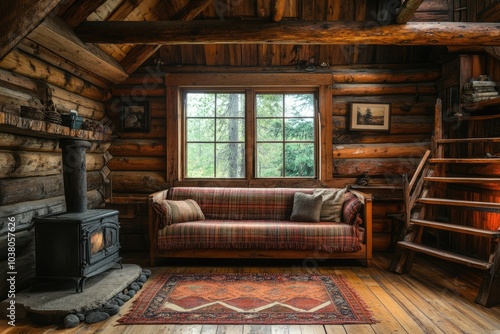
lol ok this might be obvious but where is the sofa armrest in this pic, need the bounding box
[349,190,372,264]
[148,189,169,266]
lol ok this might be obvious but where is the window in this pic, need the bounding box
[184,90,317,179]
[256,93,315,177]
[185,92,245,178]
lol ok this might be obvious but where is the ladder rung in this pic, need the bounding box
[410,219,500,238]
[424,176,500,183]
[416,198,500,212]
[397,241,492,270]
[429,158,500,164]
[436,137,500,144]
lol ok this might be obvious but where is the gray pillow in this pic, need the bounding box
[290,192,323,222]
[314,188,347,222]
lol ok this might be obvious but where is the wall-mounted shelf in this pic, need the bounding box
[462,97,500,112]
[0,111,113,142]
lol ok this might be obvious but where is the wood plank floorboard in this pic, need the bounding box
[1,253,499,334]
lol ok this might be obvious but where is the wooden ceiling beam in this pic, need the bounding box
[396,0,425,24]
[0,0,64,60]
[61,0,108,28]
[28,15,128,84]
[120,0,213,74]
[75,20,500,46]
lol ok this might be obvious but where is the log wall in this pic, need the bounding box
[0,60,112,300]
[107,64,437,253]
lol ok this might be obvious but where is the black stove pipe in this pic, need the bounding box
[59,139,91,213]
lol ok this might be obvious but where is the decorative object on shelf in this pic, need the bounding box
[20,106,45,120]
[61,110,82,129]
[82,119,112,135]
[462,75,499,103]
[121,101,149,132]
[356,172,371,186]
[349,103,390,132]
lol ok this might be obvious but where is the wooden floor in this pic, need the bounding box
[2,252,500,334]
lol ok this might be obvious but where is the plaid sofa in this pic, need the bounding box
[148,187,372,266]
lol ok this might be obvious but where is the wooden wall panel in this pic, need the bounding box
[107,64,437,253]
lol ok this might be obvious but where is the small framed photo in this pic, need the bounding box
[350,103,390,131]
[121,102,150,132]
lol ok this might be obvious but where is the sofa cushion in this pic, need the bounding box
[314,188,346,222]
[153,199,205,227]
[342,192,364,225]
[157,220,362,253]
[290,192,323,222]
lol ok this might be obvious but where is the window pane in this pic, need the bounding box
[257,143,283,177]
[285,143,315,177]
[217,118,245,142]
[285,118,314,141]
[186,118,215,141]
[257,118,283,141]
[186,93,215,117]
[216,93,245,117]
[216,143,245,178]
[186,143,214,177]
[256,94,283,117]
[285,94,315,117]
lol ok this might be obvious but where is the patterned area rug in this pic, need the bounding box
[118,273,376,325]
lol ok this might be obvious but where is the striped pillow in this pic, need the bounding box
[342,192,363,225]
[153,199,205,227]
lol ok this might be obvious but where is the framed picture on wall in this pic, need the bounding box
[349,103,390,131]
[121,101,150,132]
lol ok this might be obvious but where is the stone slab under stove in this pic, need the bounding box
[0,264,142,322]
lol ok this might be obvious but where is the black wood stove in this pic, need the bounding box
[32,140,121,292]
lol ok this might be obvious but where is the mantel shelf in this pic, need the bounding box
[0,111,114,142]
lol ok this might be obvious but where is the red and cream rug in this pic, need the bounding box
[118,273,376,325]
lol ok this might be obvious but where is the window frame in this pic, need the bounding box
[166,73,333,188]
[181,88,319,181]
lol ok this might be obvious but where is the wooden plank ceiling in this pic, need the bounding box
[1,0,500,90]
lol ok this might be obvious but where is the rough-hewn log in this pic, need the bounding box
[0,190,104,232]
[7,43,111,97]
[75,21,500,46]
[396,0,425,24]
[333,143,430,159]
[332,115,433,134]
[331,83,436,96]
[17,38,114,90]
[107,156,166,171]
[28,15,127,84]
[331,67,440,84]
[334,158,419,177]
[0,171,103,205]
[120,0,213,74]
[0,0,63,59]
[108,139,166,157]
[0,230,34,260]
[110,171,168,194]
[0,151,104,178]
[0,132,110,153]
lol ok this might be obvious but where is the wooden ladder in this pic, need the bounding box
[389,99,500,307]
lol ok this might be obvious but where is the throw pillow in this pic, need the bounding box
[152,199,205,228]
[313,188,347,222]
[342,192,364,225]
[290,192,323,222]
